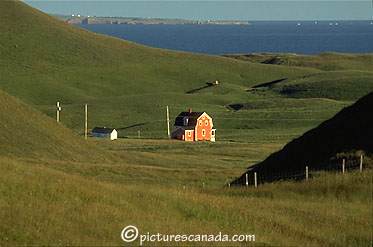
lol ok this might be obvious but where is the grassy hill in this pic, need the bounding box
[234,92,373,185]
[0,0,317,107]
[0,85,368,246]
[1,0,365,142]
[0,89,111,161]
[253,70,373,100]
[227,52,373,100]
[225,52,373,71]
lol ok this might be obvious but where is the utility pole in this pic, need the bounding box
[56,102,61,122]
[85,104,88,140]
[166,105,170,139]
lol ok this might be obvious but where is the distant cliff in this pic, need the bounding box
[59,15,250,25]
[67,18,108,24]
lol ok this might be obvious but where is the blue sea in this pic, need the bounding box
[77,21,373,55]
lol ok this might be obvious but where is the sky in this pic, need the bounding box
[23,1,373,21]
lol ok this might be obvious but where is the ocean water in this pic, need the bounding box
[77,21,373,55]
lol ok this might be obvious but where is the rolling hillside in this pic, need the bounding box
[234,92,373,185]
[227,53,373,100]
[225,52,373,71]
[0,0,344,142]
[0,89,111,161]
[257,70,373,100]
[2,0,372,143]
[0,0,317,106]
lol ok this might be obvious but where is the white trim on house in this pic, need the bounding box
[211,129,216,142]
[198,112,213,127]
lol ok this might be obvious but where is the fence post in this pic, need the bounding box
[228,183,230,188]
[360,155,363,173]
[254,172,257,188]
[245,173,248,187]
[306,166,309,181]
[342,159,345,174]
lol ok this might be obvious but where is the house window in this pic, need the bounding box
[199,120,202,126]
[205,120,208,126]
[211,130,215,136]
[183,117,189,126]
[202,129,205,136]
[188,131,191,137]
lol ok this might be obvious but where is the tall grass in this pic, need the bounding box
[0,157,371,246]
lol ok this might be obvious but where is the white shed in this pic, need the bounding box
[92,127,117,140]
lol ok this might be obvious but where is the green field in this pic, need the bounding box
[1,156,371,246]
[1,0,363,142]
[0,0,372,246]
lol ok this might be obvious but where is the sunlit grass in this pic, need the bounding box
[0,157,371,246]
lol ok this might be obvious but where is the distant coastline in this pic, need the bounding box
[53,14,250,25]
[72,21,373,55]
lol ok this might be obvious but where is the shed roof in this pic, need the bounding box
[92,127,116,133]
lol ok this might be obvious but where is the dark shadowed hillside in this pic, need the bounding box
[234,92,373,185]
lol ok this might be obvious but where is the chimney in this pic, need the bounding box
[189,108,192,113]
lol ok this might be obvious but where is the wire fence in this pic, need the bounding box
[229,155,371,187]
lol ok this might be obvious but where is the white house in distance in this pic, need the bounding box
[92,127,117,140]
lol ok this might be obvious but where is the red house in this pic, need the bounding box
[171,109,216,142]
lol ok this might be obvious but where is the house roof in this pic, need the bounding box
[173,111,215,129]
[174,111,204,127]
[92,127,116,133]
[177,112,205,118]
